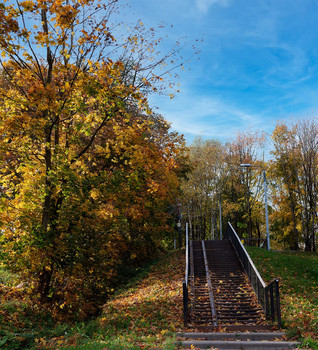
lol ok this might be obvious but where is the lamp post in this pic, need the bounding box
[177,201,182,249]
[208,192,215,240]
[219,192,222,240]
[240,164,270,250]
[208,191,222,240]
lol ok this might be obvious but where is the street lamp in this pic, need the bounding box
[208,191,222,240]
[219,192,222,240]
[240,164,270,250]
[208,192,215,240]
[177,201,182,249]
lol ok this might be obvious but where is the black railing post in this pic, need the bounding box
[183,280,188,327]
[270,284,275,321]
[275,279,282,327]
[265,286,269,317]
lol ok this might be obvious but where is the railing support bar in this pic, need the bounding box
[202,240,218,327]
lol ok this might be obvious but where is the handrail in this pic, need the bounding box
[226,222,266,289]
[185,225,189,288]
[183,223,189,326]
[225,222,281,326]
[202,240,218,326]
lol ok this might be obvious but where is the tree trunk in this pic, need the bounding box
[256,221,261,247]
[39,123,54,299]
[38,267,53,302]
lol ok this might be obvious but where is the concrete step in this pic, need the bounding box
[177,332,285,340]
[188,324,273,332]
[177,340,299,349]
[176,332,300,349]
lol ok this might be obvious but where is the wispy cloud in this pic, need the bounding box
[130,0,318,144]
[150,93,268,142]
[262,45,310,88]
[195,0,230,13]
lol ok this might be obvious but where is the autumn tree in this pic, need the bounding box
[222,131,266,244]
[270,123,301,250]
[181,132,268,243]
[271,119,317,251]
[295,119,318,251]
[0,0,189,317]
[181,137,226,239]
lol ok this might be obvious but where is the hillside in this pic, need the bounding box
[0,250,185,349]
[1,247,317,349]
[247,247,318,349]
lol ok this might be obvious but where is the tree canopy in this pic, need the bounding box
[181,121,317,252]
[0,0,189,319]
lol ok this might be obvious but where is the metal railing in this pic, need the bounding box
[225,222,281,326]
[183,223,189,326]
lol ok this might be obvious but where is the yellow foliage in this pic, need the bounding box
[0,0,189,320]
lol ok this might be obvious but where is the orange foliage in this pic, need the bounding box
[0,0,189,319]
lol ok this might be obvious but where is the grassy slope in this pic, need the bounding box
[247,247,318,349]
[74,249,185,350]
[0,250,184,350]
[1,247,317,349]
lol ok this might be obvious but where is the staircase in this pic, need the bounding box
[206,239,266,327]
[179,223,299,349]
[189,239,268,330]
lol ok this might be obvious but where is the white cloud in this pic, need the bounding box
[195,0,230,13]
[149,93,268,142]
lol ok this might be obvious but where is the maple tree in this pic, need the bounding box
[0,0,189,317]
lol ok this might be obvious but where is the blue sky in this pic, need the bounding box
[126,0,318,144]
